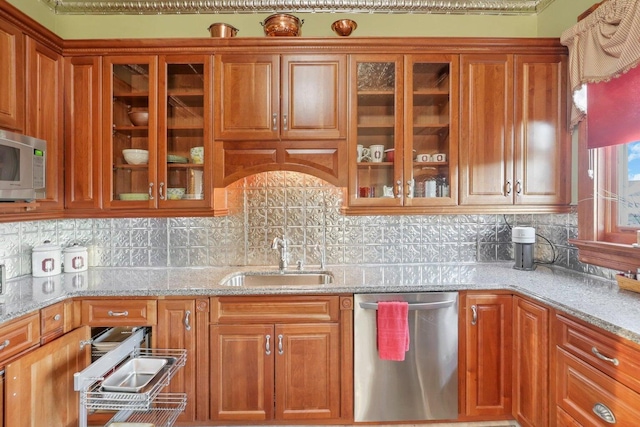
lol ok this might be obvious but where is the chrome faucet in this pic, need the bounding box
[271,236,289,271]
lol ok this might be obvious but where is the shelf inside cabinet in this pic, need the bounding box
[357,162,394,168]
[113,92,150,100]
[114,163,149,170]
[413,90,450,96]
[414,161,448,167]
[104,393,186,427]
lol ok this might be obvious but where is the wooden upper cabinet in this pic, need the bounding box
[25,37,64,210]
[64,56,103,210]
[459,54,514,206]
[214,54,347,141]
[0,17,24,132]
[514,54,570,205]
[460,53,570,207]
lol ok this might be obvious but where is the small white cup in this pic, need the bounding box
[416,153,431,162]
[433,153,447,162]
[357,144,371,162]
[370,145,385,163]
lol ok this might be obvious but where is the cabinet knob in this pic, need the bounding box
[148,182,154,200]
[591,346,619,366]
[265,334,271,355]
[272,113,278,131]
[278,334,284,355]
[53,314,61,322]
[0,339,10,351]
[593,402,616,424]
[184,310,192,331]
[505,180,512,196]
[471,305,478,325]
[159,182,165,200]
[406,180,414,198]
[515,179,522,195]
[283,114,288,131]
[107,310,129,317]
[396,180,402,198]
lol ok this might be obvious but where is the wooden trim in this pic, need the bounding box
[578,1,604,22]
[570,239,640,272]
[0,0,62,54]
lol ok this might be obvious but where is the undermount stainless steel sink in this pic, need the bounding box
[220,271,334,287]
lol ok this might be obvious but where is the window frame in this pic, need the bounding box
[571,120,640,272]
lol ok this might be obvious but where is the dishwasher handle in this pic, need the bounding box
[358,300,455,311]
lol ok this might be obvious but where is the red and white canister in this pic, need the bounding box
[63,243,88,273]
[32,240,62,277]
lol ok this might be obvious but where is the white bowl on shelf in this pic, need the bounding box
[122,149,149,165]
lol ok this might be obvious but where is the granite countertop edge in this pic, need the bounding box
[3,262,640,345]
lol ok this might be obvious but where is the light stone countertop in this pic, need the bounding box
[2,262,640,345]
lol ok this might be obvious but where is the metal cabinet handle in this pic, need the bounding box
[272,113,278,131]
[148,182,154,200]
[593,402,616,424]
[396,180,402,198]
[53,314,61,321]
[159,182,165,200]
[406,180,414,198]
[107,310,129,317]
[471,305,478,325]
[283,114,288,131]
[184,310,192,331]
[592,346,619,366]
[0,339,10,351]
[505,180,512,196]
[278,334,284,355]
[515,179,522,195]
[265,334,271,355]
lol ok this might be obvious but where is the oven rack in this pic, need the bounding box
[102,393,187,427]
[82,348,186,411]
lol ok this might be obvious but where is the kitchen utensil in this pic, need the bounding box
[208,22,239,37]
[261,14,303,37]
[32,240,62,277]
[122,149,149,165]
[331,19,357,36]
[127,111,149,126]
[63,243,88,273]
[101,357,168,392]
[166,187,186,200]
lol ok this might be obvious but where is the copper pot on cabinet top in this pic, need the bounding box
[261,14,303,37]
[208,23,239,37]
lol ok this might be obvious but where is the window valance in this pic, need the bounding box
[560,0,640,128]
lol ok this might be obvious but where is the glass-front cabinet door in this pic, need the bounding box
[349,55,403,207]
[104,56,157,209]
[405,55,458,207]
[158,55,212,208]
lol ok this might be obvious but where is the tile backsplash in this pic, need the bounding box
[0,171,608,281]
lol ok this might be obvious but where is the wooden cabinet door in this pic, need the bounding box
[4,326,91,427]
[0,18,24,131]
[25,37,64,210]
[464,293,513,417]
[459,54,514,205]
[214,54,279,140]
[274,323,340,420]
[281,54,347,140]
[64,56,103,210]
[156,299,199,422]
[210,324,275,421]
[513,296,549,427]
[514,54,570,205]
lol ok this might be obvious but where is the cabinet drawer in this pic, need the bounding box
[556,314,640,393]
[211,296,340,323]
[40,302,65,342]
[556,348,640,426]
[556,406,582,426]
[81,299,157,326]
[0,313,40,364]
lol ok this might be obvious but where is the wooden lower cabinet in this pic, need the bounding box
[462,293,513,418]
[155,298,209,423]
[210,322,341,421]
[4,326,91,427]
[209,295,350,423]
[512,296,549,427]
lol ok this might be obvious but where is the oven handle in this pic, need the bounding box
[359,300,455,311]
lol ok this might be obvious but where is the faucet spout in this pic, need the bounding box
[271,236,289,271]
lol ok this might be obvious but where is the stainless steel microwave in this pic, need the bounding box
[0,130,46,202]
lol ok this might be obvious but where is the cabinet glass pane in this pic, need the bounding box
[411,62,451,199]
[112,63,150,201]
[165,63,205,200]
[355,62,396,199]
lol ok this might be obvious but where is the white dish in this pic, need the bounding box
[92,327,135,351]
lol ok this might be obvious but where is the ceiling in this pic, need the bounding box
[41,0,556,15]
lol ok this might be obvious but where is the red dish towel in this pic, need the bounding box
[377,301,410,361]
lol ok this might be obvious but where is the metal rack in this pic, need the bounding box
[74,327,187,427]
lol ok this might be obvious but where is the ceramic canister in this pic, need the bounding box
[32,240,62,277]
[63,243,88,273]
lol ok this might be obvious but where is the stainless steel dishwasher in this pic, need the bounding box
[354,292,458,422]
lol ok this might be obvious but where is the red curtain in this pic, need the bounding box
[587,64,640,149]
